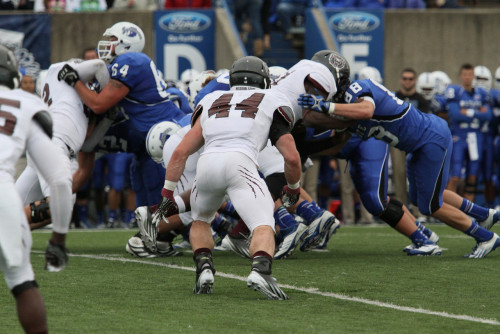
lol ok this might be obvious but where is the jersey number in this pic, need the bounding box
[208,93,265,119]
[0,98,19,136]
[42,83,53,106]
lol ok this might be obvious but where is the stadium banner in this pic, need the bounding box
[0,14,51,71]
[306,10,384,80]
[154,10,215,81]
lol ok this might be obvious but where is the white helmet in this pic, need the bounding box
[146,121,181,164]
[187,70,217,109]
[473,65,492,90]
[416,72,436,100]
[358,66,382,84]
[268,66,287,81]
[180,69,200,85]
[494,67,500,90]
[97,22,145,63]
[432,70,451,95]
[216,68,229,77]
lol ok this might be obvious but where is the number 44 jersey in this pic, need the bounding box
[344,79,450,153]
[195,88,294,166]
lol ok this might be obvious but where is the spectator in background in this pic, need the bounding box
[111,0,156,10]
[385,0,425,7]
[234,0,264,58]
[20,74,37,94]
[277,0,310,40]
[261,0,272,50]
[83,47,98,60]
[164,0,210,7]
[0,0,15,9]
[392,68,429,210]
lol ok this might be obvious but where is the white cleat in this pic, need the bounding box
[247,271,289,300]
[404,240,442,256]
[478,209,500,231]
[315,217,341,249]
[193,268,214,294]
[274,223,308,260]
[300,211,336,251]
[464,233,500,259]
[136,206,158,252]
[220,234,251,258]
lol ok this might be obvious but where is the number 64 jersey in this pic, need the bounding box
[344,79,451,153]
[194,88,294,165]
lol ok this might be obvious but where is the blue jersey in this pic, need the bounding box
[344,79,450,153]
[194,74,230,107]
[430,94,447,115]
[109,52,185,134]
[490,88,500,136]
[445,84,491,136]
[166,86,192,115]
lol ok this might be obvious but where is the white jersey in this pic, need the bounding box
[197,88,293,166]
[271,59,338,124]
[0,89,46,183]
[257,140,285,178]
[41,59,109,152]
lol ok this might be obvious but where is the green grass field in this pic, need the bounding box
[1,224,499,333]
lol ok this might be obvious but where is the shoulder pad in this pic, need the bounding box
[32,110,53,138]
[275,106,295,129]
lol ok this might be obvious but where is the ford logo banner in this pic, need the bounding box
[159,12,211,33]
[329,12,380,33]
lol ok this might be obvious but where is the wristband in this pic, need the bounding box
[163,180,178,191]
[287,181,300,190]
[328,102,336,117]
[465,109,474,117]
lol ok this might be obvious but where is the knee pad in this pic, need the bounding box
[11,280,39,297]
[30,197,51,223]
[378,198,404,227]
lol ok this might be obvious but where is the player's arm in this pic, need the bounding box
[298,94,375,120]
[73,79,128,114]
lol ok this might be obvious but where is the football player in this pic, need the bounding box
[58,21,187,207]
[0,45,72,333]
[298,66,500,258]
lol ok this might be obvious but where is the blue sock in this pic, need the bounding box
[108,209,118,222]
[127,210,135,224]
[296,201,323,224]
[460,199,489,222]
[409,229,429,247]
[465,221,493,242]
[415,220,432,238]
[274,206,298,237]
[223,200,236,216]
[96,211,104,225]
[77,204,90,227]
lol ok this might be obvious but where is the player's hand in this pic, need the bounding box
[281,185,300,207]
[153,188,179,224]
[57,64,80,87]
[297,94,330,114]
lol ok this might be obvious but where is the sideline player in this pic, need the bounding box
[156,56,301,299]
[298,74,500,258]
[0,45,72,333]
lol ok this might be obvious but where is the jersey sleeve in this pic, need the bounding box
[108,53,147,89]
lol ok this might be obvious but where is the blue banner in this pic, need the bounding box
[154,10,215,81]
[307,10,384,80]
[0,14,51,70]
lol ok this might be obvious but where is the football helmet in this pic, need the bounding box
[311,50,350,102]
[432,70,451,95]
[268,66,287,81]
[473,65,492,90]
[229,56,271,89]
[0,44,20,89]
[146,121,182,164]
[97,22,145,63]
[187,70,217,109]
[358,66,382,84]
[180,68,200,85]
[416,72,436,100]
[494,67,500,90]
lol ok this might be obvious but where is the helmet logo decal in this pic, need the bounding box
[328,53,347,70]
[122,26,143,40]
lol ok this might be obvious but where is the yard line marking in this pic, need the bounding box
[36,252,500,326]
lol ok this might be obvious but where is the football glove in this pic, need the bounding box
[58,64,80,87]
[281,185,300,208]
[153,188,179,225]
[45,241,68,272]
[297,94,331,114]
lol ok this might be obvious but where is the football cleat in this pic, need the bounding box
[464,233,500,259]
[136,206,158,252]
[315,217,341,249]
[126,234,182,258]
[193,252,215,294]
[404,240,442,256]
[220,234,251,259]
[157,240,183,257]
[247,270,289,300]
[274,223,308,260]
[478,209,500,231]
[300,210,337,251]
[45,242,69,272]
